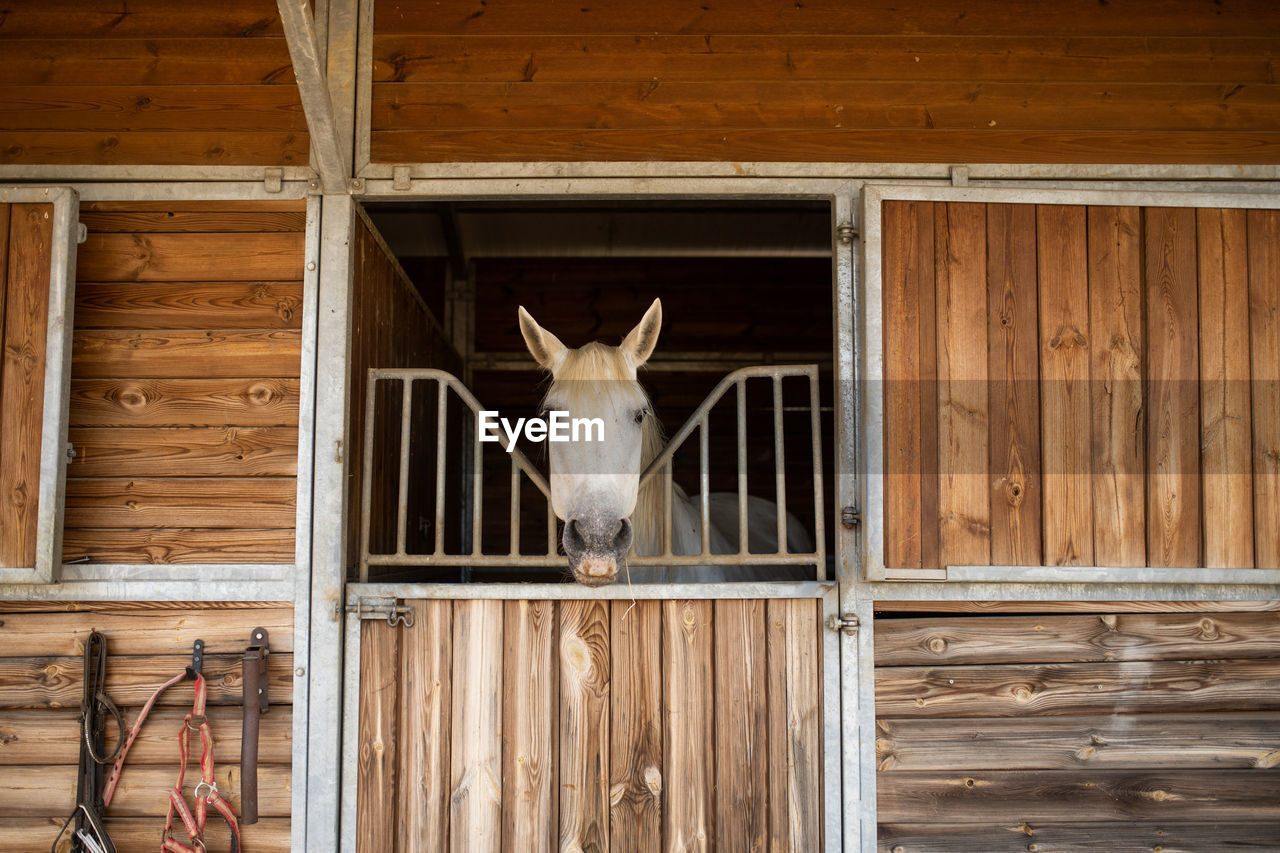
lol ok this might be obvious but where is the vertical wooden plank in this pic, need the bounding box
[502,600,556,853]
[1088,205,1147,567]
[450,600,503,853]
[356,619,399,853]
[713,599,767,852]
[1248,209,1280,567]
[663,599,713,852]
[883,200,924,569]
[1038,204,1094,566]
[766,599,821,853]
[610,599,662,853]
[399,600,451,852]
[934,201,990,566]
[559,599,610,853]
[986,203,1042,566]
[917,204,941,571]
[1145,207,1202,567]
[0,204,51,569]
[0,204,11,438]
[1198,208,1254,568]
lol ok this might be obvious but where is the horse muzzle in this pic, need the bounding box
[564,516,633,586]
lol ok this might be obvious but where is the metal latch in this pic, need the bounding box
[836,222,858,246]
[346,597,415,628]
[263,167,284,193]
[825,613,859,635]
[841,506,861,529]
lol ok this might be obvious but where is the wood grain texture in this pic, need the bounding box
[986,203,1041,566]
[1145,207,1202,567]
[883,201,927,569]
[69,379,299,427]
[873,600,1280,614]
[72,329,302,379]
[664,600,714,852]
[0,204,52,569]
[875,659,1280,718]
[1248,209,1280,568]
[1087,205,1146,567]
[714,599,768,853]
[61,527,294,564]
[0,205,9,443]
[0,706,292,765]
[450,600,503,853]
[0,1,287,38]
[1198,208,1255,568]
[917,204,941,572]
[4,818,289,853]
[877,768,1280,823]
[559,600,610,853]
[0,131,310,167]
[934,202,989,566]
[76,232,304,281]
[1037,204,1093,566]
[63,476,296,528]
[0,39,297,87]
[0,607,293,656]
[67,426,297,477]
[875,712,1280,772]
[877,820,1280,853]
[609,599,662,853]
[357,620,399,853]
[502,600,556,853]
[0,85,306,132]
[874,612,1280,666]
[399,600,452,853]
[767,598,822,853]
[0,652,293,709]
[75,281,303,329]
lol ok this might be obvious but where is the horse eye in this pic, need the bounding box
[634,409,647,424]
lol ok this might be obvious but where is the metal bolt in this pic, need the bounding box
[295,667,306,678]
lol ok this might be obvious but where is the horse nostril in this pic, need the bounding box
[612,517,633,552]
[564,519,586,553]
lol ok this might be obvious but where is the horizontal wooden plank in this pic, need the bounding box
[372,0,1280,37]
[875,659,1280,717]
[875,612,1280,666]
[0,0,286,38]
[70,379,299,427]
[72,329,302,379]
[369,128,1280,165]
[373,34,1280,85]
[873,601,1280,614]
[0,601,285,614]
[0,707,293,765]
[0,652,293,709]
[68,427,298,477]
[875,713,1280,771]
[0,38,296,86]
[82,201,306,214]
[0,85,306,132]
[75,281,303,329]
[0,608,293,656]
[373,81,1280,132]
[876,820,1280,852]
[80,208,306,232]
[0,764,291,818]
[62,527,295,564]
[77,232,304,281]
[64,477,297,528]
[0,131,309,166]
[877,768,1280,823]
[1,818,290,853]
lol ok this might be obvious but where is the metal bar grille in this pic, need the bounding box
[359,366,826,578]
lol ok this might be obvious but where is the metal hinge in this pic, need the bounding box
[346,597,416,628]
[841,505,861,529]
[825,613,859,635]
[836,222,858,246]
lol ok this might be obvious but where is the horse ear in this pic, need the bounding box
[518,306,568,371]
[621,298,662,368]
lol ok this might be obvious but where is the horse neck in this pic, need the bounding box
[633,416,685,556]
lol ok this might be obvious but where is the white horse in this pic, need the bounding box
[518,298,810,586]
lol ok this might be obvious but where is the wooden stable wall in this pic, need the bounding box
[0,601,294,852]
[875,607,1280,851]
[0,0,307,166]
[355,598,823,852]
[882,202,1280,571]
[371,0,1280,163]
[65,200,305,564]
[0,202,53,569]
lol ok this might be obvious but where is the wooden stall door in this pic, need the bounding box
[354,597,824,852]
